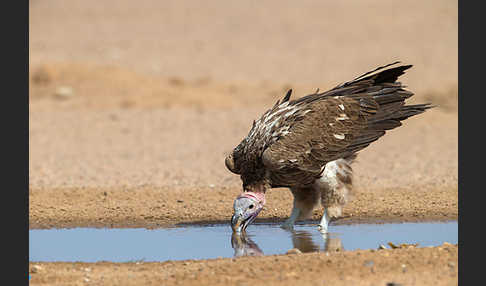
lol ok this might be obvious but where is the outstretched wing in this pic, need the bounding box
[261,62,432,187]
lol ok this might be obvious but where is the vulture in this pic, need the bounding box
[226,62,433,233]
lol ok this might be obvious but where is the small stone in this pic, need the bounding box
[84,278,90,282]
[387,242,399,249]
[285,271,297,277]
[448,262,456,267]
[378,244,387,250]
[286,248,302,255]
[55,86,74,99]
[177,200,184,203]
[30,265,43,273]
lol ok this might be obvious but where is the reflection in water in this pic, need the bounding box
[291,230,320,252]
[321,233,343,252]
[231,229,343,257]
[231,232,264,257]
[291,230,343,253]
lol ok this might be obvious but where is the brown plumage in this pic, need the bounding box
[227,62,433,233]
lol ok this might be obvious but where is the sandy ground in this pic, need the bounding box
[29,244,458,286]
[29,0,458,285]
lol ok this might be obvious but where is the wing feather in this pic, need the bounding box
[259,63,431,187]
[229,63,433,188]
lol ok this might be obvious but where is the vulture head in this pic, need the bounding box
[231,191,265,233]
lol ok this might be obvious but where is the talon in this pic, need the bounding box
[318,224,328,234]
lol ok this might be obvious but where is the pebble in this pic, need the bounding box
[388,242,399,249]
[55,86,74,99]
[285,271,297,277]
[286,248,302,255]
[31,265,43,273]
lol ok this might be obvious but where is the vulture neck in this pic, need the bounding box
[244,182,270,204]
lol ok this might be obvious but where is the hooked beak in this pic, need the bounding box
[231,213,244,233]
[231,212,258,233]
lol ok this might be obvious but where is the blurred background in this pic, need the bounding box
[29,0,457,193]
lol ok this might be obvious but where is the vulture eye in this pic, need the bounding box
[249,204,254,209]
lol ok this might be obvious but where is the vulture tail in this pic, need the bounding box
[348,63,435,153]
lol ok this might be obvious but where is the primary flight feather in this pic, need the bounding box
[226,62,433,233]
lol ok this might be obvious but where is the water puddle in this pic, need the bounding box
[29,221,457,262]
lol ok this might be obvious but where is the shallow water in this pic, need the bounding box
[29,221,457,262]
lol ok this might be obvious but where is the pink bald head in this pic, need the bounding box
[237,191,266,205]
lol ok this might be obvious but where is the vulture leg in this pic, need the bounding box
[281,186,320,229]
[281,204,300,229]
[318,209,330,233]
[315,158,354,233]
